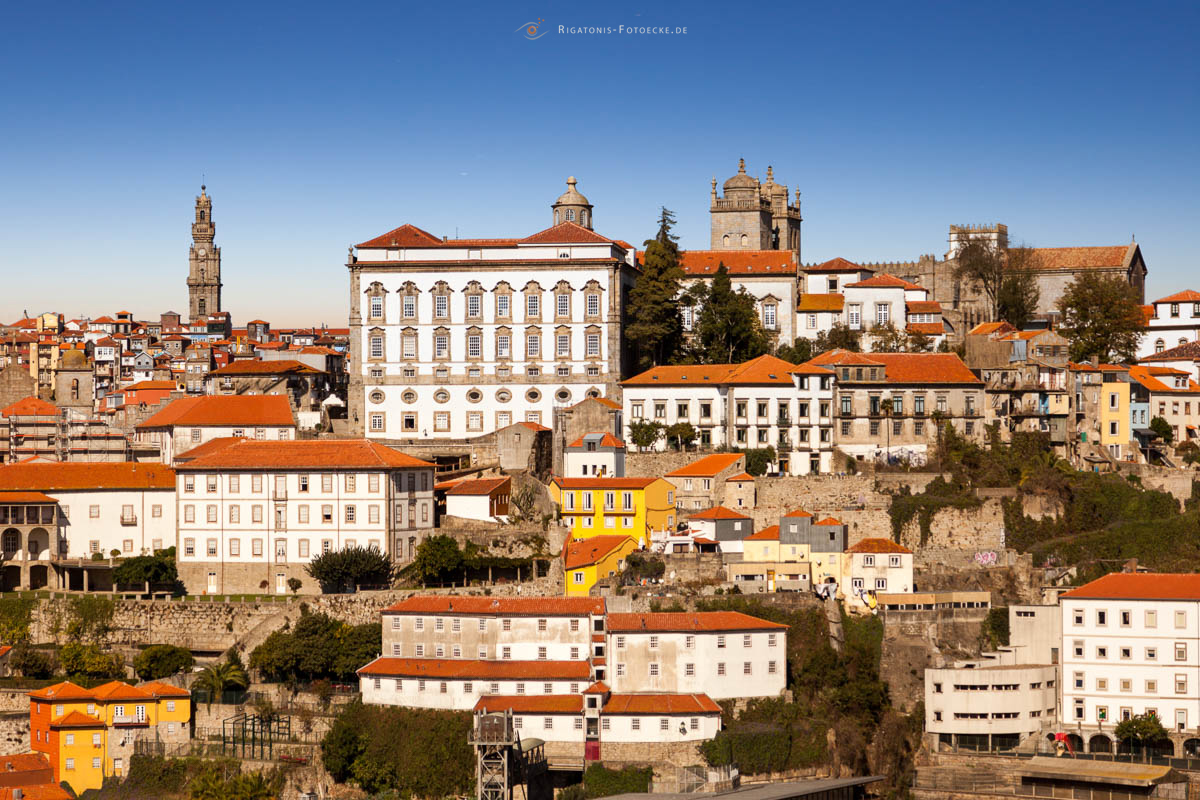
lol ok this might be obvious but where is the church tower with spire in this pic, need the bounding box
[187,185,222,321]
[710,159,802,257]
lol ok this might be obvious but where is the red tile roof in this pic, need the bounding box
[138,680,191,698]
[519,221,617,245]
[446,477,511,496]
[1061,572,1200,600]
[725,472,754,482]
[603,693,721,715]
[1139,341,1200,362]
[666,453,743,478]
[572,397,621,410]
[567,433,626,449]
[1027,244,1135,271]
[782,508,813,518]
[1127,365,1200,395]
[623,353,806,387]
[906,322,946,335]
[0,491,58,504]
[806,257,866,273]
[1154,290,1200,304]
[175,439,435,470]
[552,477,661,490]
[91,681,154,700]
[382,596,605,616]
[473,695,584,714]
[906,301,942,314]
[846,538,911,554]
[356,223,444,248]
[804,350,982,384]
[174,437,245,462]
[688,506,751,521]
[49,711,106,728]
[797,293,845,312]
[0,753,52,774]
[29,681,93,701]
[677,250,797,276]
[121,380,177,391]
[563,535,636,570]
[583,680,610,694]
[209,359,321,376]
[0,785,74,800]
[0,397,59,418]
[357,658,592,680]
[746,525,780,541]
[135,395,295,429]
[517,421,551,432]
[846,273,925,290]
[814,517,843,526]
[606,611,787,632]
[0,463,174,491]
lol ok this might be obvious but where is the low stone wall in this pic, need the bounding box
[0,713,29,756]
[625,451,709,478]
[662,553,724,584]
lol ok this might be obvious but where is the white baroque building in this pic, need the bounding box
[346,179,638,440]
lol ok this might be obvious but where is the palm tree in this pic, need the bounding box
[193,658,249,707]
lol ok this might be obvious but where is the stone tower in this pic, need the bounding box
[710,159,802,256]
[187,185,222,321]
[551,177,593,230]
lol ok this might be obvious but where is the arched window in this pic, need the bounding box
[554,210,559,224]
[199,210,205,220]
[580,211,588,226]
[566,209,575,222]
[722,234,730,247]
[198,298,206,315]
[2,531,18,553]
[70,379,79,400]
[1155,339,1165,353]
[740,234,748,247]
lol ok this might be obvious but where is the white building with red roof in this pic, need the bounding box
[562,432,626,478]
[1140,290,1200,359]
[172,438,435,594]
[347,178,639,441]
[843,538,914,605]
[134,395,297,464]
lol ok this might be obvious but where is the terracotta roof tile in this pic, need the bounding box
[804,350,981,384]
[29,681,93,701]
[906,322,946,335]
[746,525,780,541]
[563,535,636,570]
[623,354,804,387]
[473,695,583,714]
[666,453,743,478]
[583,680,610,693]
[1127,366,1200,395]
[1061,572,1200,600]
[356,223,444,248]
[603,693,721,715]
[552,477,662,490]
[846,538,911,554]
[1026,244,1134,271]
[121,380,177,391]
[906,301,942,314]
[567,432,625,449]
[175,437,246,461]
[0,491,58,504]
[91,681,154,701]
[446,477,511,496]
[518,421,551,432]
[606,611,787,633]
[571,397,621,410]
[138,680,191,698]
[806,257,866,273]
[1154,290,1200,304]
[382,596,605,616]
[175,439,435,470]
[209,359,321,376]
[1140,341,1200,362]
[814,517,843,526]
[0,463,174,491]
[49,711,106,728]
[0,397,59,418]
[725,472,754,482]
[135,395,295,429]
[846,273,925,290]
[677,250,797,276]
[797,293,844,312]
[688,506,751,521]
[0,753,52,774]
[0,784,75,800]
[357,658,592,680]
[782,508,813,518]
[519,221,616,245]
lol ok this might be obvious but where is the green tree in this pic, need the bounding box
[1150,415,1174,444]
[906,329,933,353]
[305,545,394,593]
[1115,712,1168,756]
[113,546,178,587]
[10,642,54,678]
[626,208,685,369]
[813,322,861,354]
[775,337,812,364]
[996,247,1042,328]
[134,644,194,680]
[410,535,464,585]
[193,657,249,707]
[739,447,777,477]
[626,420,664,452]
[664,422,697,451]
[286,577,302,594]
[59,642,124,680]
[691,266,770,363]
[1057,273,1145,362]
[869,322,907,353]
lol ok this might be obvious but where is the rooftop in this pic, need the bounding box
[0,463,175,492]
[563,535,636,570]
[1061,572,1200,601]
[606,611,787,633]
[382,596,605,616]
[135,395,295,429]
[445,477,511,496]
[175,439,435,470]
[666,453,744,478]
[689,505,751,521]
[846,538,912,554]
[357,657,592,680]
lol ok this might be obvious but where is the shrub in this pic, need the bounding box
[250,610,381,683]
[583,764,653,798]
[113,547,178,587]
[306,546,394,593]
[134,644,194,681]
[59,642,124,680]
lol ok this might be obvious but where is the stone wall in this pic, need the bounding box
[661,553,724,584]
[625,451,707,478]
[0,712,29,756]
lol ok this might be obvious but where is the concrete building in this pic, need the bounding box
[664,453,745,511]
[173,438,435,594]
[346,179,638,441]
[563,432,626,478]
[135,395,297,465]
[549,477,675,548]
[444,477,511,522]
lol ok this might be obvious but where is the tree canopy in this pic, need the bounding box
[625,208,685,369]
[690,266,770,364]
[134,644,194,681]
[410,535,465,585]
[1056,273,1144,362]
[250,610,380,683]
[305,546,394,593]
[996,247,1042,329]
[954,239,1042,324]
[813,323,861,354]
[626,420,664,452]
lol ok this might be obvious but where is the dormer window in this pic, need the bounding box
[1171,303,1180,317]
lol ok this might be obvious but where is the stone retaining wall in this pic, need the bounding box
[0,713,29,756]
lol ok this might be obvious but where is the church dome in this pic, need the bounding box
[555,176,590,208]
[60,349,87,369]
[722,158,758,191]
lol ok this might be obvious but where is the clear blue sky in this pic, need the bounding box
[1,0,1197,326]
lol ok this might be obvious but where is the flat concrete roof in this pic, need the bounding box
[604,776,883,800]
[1018,757,1181,787]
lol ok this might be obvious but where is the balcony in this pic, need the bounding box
[272,489,287,501]
[120,514,137,526]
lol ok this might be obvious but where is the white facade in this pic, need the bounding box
[138,423,296,465]
[55,488,177,558]
[1140,292,1200,359]
[845,548,914,596]
[925,660,1059,749]
[622,356,835,475]
[444,493,498,522]
[360,666,589,710]
[563,441,625,478]
[348,222,637,440]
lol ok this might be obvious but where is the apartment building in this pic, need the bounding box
[966,325,1072,449]
[548,477,675,548]
[1128,366,1200,447]
[563,535,638,597]
[622,355,835,475]
[563,432,626,478]
[1060,573,1200,745]
[135,395,297,464]
[664,453,746,511]
[30,680,190,795]
[173,438,435,594]
[1140,290,1200,359]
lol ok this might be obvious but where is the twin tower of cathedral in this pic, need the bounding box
[184,160,798,320]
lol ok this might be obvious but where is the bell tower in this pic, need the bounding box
[187,185,222,321]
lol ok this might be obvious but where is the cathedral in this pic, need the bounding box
[186,186,222,320]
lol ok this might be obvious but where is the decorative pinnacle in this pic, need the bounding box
[737,157,746,174]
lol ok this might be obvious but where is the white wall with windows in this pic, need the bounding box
[49,488,177,559]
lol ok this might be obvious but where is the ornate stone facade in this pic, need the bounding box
[709,159,802,255]
[186,186,222,321]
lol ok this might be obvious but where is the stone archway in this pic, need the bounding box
[28,565,49,590]
[1,529,19,558]
[1183,738,1200,757]
[1067,733,1084,755]
[1089,734,1112,753]
[27,528,49,560]
[1149,739,1175,758]
[0,565,21,592]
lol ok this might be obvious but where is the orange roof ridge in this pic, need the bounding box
[383,596,605,616]
[606,611,787,632]
[689,505,751,520]
[666,453,743,477]
[175,439,435,470]
[563,535,636,570]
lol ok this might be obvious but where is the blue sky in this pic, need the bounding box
[1,0,1197,326]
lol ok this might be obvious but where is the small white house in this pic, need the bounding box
[563,433,626,478]
[444,477,511,522]
[843,539,914,604]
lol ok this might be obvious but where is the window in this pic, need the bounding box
[1177,642,1188,661]
[717,635,725,649]
[1177,610,1188,628]
[717,663,726,676]
[526,294,540,318]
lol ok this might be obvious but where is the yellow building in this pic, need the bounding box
[563,535,638,596]
[549,477,675,547]
[1099,377,1131,460]
[30,680,191,794]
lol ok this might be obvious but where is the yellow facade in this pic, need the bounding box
[58,724,107,792]
[565,536,638,596]
[1100,381,1131,458]
[550,478,675,547]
